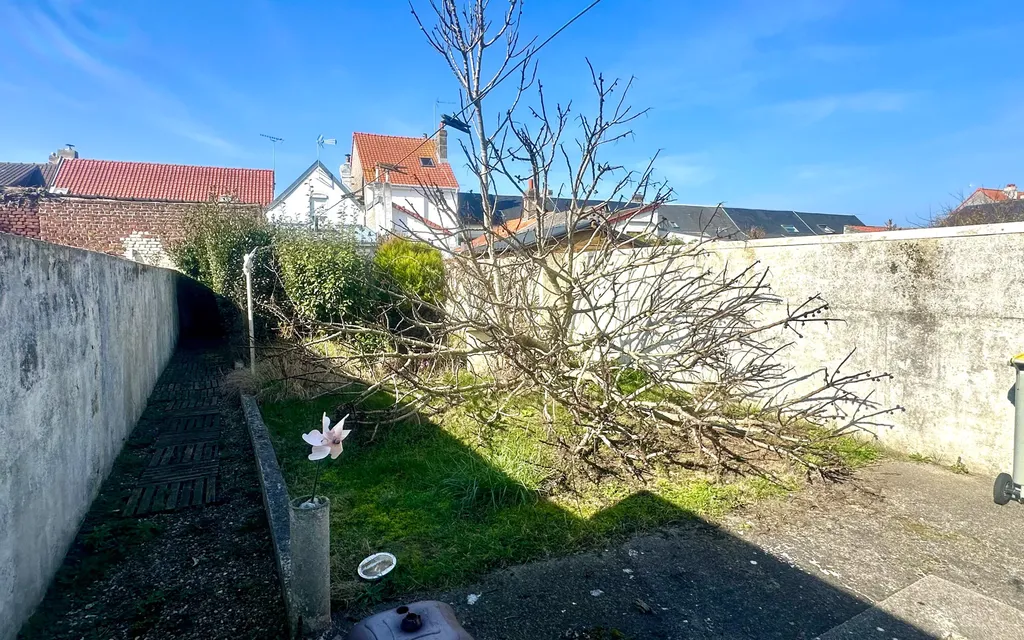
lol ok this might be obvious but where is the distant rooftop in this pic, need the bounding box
[0,162,58,188]
[54,158,274,205]
[455,192,866,240]
[352,133,458,190]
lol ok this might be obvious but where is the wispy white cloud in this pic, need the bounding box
[4,1,240,156]
[797,42,880,64]
[0,79,25,94]
[792,163,872,186]
[770,91,914,122]
[622,0,850,108]
[654,154,716,190]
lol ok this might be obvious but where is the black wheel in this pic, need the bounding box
[994,472,1015,505]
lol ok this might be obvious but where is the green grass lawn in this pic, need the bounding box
[260,391,860,605]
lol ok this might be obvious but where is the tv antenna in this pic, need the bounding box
[260,133,284,187]
[433,99,456,130]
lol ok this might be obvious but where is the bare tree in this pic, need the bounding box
[930,188,1024,228]
[264,0,900,481]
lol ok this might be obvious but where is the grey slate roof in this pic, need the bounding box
[722,207,815,237]
[793,212,866,236]
[0,162,58,188]
[456,192,867,241]
[457,192,527,224]
[656,204,743,239]
[457,192,636,225]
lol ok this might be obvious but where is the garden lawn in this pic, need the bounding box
[260,392,866,605]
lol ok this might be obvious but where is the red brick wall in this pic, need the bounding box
[37,198,197,255]
[0,194,262,260]
[0,192,42,239]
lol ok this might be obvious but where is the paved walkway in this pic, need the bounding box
[19,342,285,639]
[347,461,1024,640]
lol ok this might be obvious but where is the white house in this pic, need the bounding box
[346,129,461,248]
[266,160,361,230]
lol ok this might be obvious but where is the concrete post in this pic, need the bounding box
[289,496,331,635]
[242,250,257,372]
[1013,361,1024,486]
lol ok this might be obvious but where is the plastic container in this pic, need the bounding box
[347,601,474,640]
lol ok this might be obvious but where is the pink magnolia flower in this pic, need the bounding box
[302,413,351,461]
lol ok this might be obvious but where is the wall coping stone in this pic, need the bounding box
[240,394,298,637]
[708,220,1024,251]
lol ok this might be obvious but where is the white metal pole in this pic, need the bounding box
[243,249,257,372]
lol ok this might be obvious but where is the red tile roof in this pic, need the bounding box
[467,217,536,249]
[53,158,274,205]
[843,224,888,233]
[978,187,1010,201]
[393,203,449,232]
[352,132,459,189]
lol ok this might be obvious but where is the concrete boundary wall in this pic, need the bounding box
[684,221,1024,472]
[0,232,180,639]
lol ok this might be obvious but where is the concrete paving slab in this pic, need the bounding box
[818,574,1024,640]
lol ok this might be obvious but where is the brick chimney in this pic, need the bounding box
[522,178,540,220]
[1006,183,1019,199]
[340,154,352,183]
[48,144,78,164]
[436,123,447,163]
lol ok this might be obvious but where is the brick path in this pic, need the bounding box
[19,341,286,639]
[124,350,225,516]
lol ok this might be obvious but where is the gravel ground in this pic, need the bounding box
[19,346,286,640]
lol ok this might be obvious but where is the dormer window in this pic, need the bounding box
[419,157,435,167]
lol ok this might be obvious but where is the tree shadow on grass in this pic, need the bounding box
[260,386,935,640]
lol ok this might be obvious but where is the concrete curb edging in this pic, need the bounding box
[241,394,299,637]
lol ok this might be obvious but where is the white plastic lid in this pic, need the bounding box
[357,552,397,580]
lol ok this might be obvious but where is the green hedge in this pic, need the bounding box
[169,201,274,307]
[275,231,374,324]
[171,209,446,339]
[373,236,446,307]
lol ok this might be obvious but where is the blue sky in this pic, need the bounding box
[1,0,1021,226]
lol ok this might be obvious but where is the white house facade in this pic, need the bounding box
[266,160,361,230]
[347,130,461,248]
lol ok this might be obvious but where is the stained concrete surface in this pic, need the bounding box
[819,574,1024,640]
[336,461,1024,639]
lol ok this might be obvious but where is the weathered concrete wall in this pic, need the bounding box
[0,232,180,639]
[697,222,1024,472]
